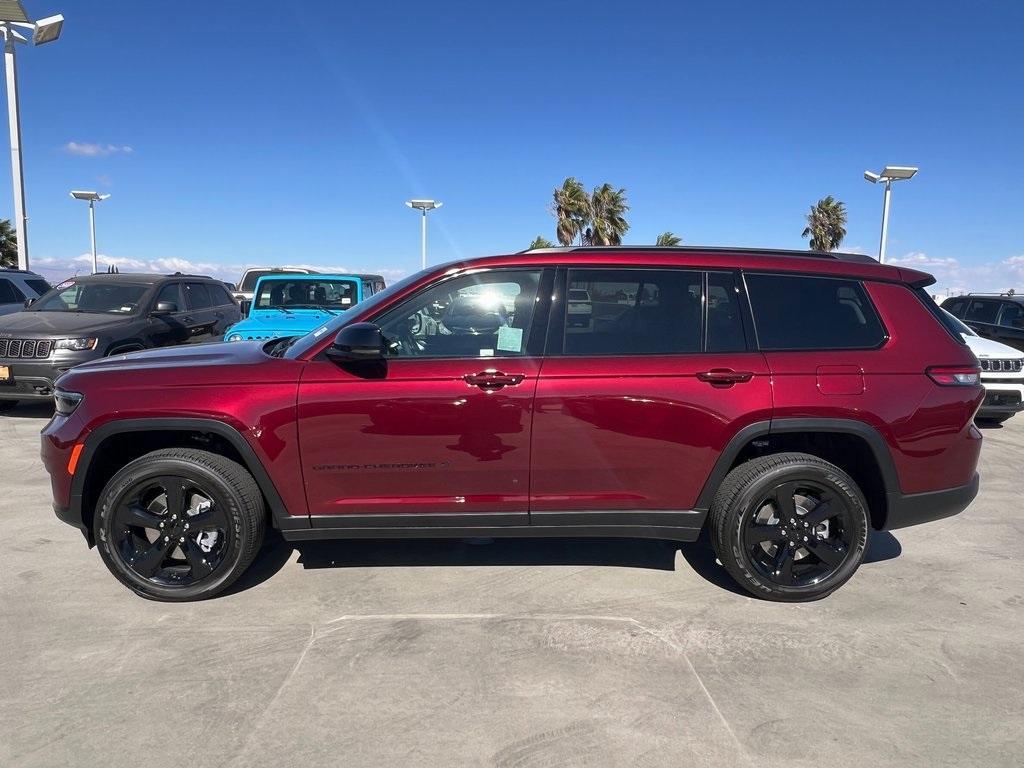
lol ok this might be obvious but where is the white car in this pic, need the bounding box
[944,309,1024,424]
[567,288,592,327]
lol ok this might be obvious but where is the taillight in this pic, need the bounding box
[927,365,980,386]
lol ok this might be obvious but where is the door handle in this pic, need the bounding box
[463,370,525,389]
[697,369,754,385]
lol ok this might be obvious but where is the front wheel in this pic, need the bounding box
[94,448,265,601]
[708,452,869,602]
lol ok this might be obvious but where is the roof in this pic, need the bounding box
[60,273,219,284]
[448,246,934,288]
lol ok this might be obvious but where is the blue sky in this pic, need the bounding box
[5,0,1023,293]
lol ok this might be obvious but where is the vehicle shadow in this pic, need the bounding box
[225,527,902,598]
[0,401,54,418]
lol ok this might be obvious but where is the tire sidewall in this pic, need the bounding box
[95,455,251,601]
[726,461,869,601]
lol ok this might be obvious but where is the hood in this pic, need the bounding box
[229,310,338,337]
[962,334,1024,359]
[67,339,272,378]
[0,310,133,336]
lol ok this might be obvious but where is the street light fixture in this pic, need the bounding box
[405,199,442,270]
[0,2,64,271]
[70,190,110,274]
[864,165,919,263]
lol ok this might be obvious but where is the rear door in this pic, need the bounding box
[206,282,241,336]
[182,282,219,343]
[530,268,772,519]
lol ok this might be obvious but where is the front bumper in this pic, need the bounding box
[978,383,1024,417]
[0,354,98,400]
[885,472,980,531]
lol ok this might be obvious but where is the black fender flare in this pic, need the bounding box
[71,418,304,543]
[693,418,900,514]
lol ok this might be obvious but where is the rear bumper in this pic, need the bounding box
[884,472,979,531]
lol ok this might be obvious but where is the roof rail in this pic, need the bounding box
[958,291,1018,297]
[166,271,214,279]
[517,245,879,264]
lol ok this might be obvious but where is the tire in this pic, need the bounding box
[94,448,265,601]
[708,452,870,602]
[0,400,17,413]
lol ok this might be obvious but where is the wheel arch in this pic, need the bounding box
[73,418,302,546]
[695,418,899,530]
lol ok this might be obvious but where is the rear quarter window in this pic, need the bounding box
[745,273,886,351]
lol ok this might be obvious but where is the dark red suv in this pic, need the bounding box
[40,247,983,602]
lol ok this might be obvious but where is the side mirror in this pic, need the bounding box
[326,322,385,362]
[23,298,35,308]
[152,301,178,314]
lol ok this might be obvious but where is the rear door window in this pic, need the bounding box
[964,299,999,324]
[706,272,747,353]
[997,302,1024,329]
[745,274,886,351]
[184,282,213,311]
[563,269,702,355]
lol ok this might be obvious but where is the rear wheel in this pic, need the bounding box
[709,452,869,602]
[94,448,265,601]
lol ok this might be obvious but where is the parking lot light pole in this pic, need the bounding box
[405,199,442,270]
[70,191,110,274]
[0,5,64,271]
[863,166,918,264]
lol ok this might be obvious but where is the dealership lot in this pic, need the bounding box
[1,402,1022,768]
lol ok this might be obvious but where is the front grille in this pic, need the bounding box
[979,358,1023,373]
[0,338,53,359]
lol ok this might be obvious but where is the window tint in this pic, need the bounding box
[210,284,234,306]
[564,269,701,355]
[33,281,148,313]
[964,299,999,324]
[746,274,885,351]
[256,279,358,310]
[942,298,967,317]
[0,278,23,303]
[184,282,213,310]
[998,302,1024,329]
[706,272,746,352]
[375,269,542,358]
[24,278,50,296]
[155,283,183,310]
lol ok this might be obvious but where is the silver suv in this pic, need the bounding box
[0,269,51,316]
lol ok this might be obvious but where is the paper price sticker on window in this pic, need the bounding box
[497,326,523,353]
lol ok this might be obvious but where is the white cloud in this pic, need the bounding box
[887,251,1024,297]
[61,142,134,157]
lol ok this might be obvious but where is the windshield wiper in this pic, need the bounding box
[271,306,293,315]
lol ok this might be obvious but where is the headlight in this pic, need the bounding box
[54,337,98,351]
[54,389,83,416]
[227,333,243,342]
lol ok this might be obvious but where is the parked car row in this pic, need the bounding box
[0,266,387,410]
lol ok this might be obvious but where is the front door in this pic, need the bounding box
[530,268,772,515]
[297,267,550,523]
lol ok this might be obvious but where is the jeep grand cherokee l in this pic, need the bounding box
[41,247,982,602]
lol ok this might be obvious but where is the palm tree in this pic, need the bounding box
[528,235,554,250]
[551,178,589,246]
[655,231,682,247]
[588,183,630,246]
[0,219,17,269]
[801,196,847,252]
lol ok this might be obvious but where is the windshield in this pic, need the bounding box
[255,278,359,311]
[285,268,427,358]
[240,270,304,292]
[31,280,150,314]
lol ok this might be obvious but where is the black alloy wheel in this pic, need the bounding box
[709,452,869,601]
[95,448,265,601]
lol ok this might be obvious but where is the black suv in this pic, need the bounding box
[0,273,240,409]
[941,293,1024,352]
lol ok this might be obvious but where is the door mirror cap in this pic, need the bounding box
[152,301,178,314]
[327,322,385,362]
[23,297,35,308]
